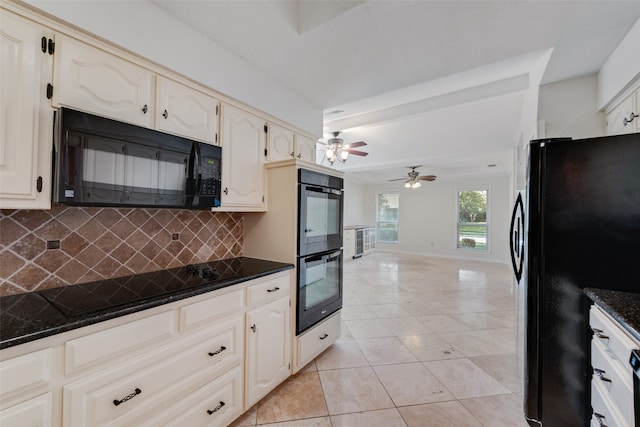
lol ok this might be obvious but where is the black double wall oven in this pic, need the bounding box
[296,169,344,335]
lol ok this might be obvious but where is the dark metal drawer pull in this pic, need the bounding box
[593,412,608,427]
[623,112,638,126]
[593,368,612,383]
[592,328,609,340]
[267,287,280,293]
[208,346,227,357]
[113,388,141,406]
[319,333,328,340]
[207,401,225,415]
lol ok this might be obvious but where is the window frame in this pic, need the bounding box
[455,186,490,252]
[376,192,399,244]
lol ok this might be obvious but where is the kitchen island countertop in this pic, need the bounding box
[585,288,640,343]
[0,257,293,350]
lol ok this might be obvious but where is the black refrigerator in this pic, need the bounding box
[509,133,640,427]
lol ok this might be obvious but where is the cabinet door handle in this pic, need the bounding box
[251,324,256,333]
[208,346,227,357]
[41,37,47,53]
[142,104,148,114]
[593,368,612,383]
[206,401,225,415]
[623,112,638,126]
[592,328,609,340]
[223,187,229,195]
[297,153,302,159]
[162,109,168,119]
[319,333,328,340]
[36,176,43,193]
[266,287,280,293]
[113,388,142,406]
[593,412,608,427]
[290,151,295,158]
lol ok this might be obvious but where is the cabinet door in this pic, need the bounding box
[266,123,294,162]
[0,11,53,209]
[219,104,266,209]
[0,392,53,427]
[53,35,154,128]
[295,134,317,163]
[245,297,290,407]
[156,76,219,144]
[606,94,637,135]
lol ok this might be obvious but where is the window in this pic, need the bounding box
[456,188,488,250]
[377,192,399,243]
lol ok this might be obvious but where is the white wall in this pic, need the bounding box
[25,0,322,135]
[538,75,606,139]
[343,176,368,227]
[356,174,511,264]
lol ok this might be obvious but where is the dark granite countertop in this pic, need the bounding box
[0,257,293,350]
[585,288,640,343]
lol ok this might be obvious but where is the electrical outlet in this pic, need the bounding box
[47,240,61,250]
[171,233,179,241]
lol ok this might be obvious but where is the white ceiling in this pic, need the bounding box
[151,0,640,182]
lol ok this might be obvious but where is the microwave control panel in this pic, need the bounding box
[200,157,220,195]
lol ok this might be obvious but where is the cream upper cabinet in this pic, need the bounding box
[265,123,317,163]
[0,10,54,209]
[155,76,219,144]
[53,35,154,128]
[266,123,294,161]
[294,133,317,163]
[219,104,266,210]
[245,296,291,408]
[606,85,640,135]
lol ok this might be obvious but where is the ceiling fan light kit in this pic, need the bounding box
[321,131,368,165]
[390,166,436,189]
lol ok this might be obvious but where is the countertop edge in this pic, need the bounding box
[585,287,640,344]
[1,261,293,350]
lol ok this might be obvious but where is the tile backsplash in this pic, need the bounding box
[0,205,243,296]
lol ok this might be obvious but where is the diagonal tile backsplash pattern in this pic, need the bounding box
[0,205,243,296]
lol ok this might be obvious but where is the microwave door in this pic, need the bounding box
[157,148,188,207]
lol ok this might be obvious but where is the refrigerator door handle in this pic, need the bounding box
[509,192,525,283]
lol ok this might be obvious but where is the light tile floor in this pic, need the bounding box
[231,253,529,427]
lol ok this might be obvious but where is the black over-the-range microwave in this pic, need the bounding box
[52,108,221,209]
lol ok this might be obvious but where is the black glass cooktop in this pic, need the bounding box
[39,258,274,318]
[1,257,293,349]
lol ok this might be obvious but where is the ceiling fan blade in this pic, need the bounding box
[345,141,367,148]
[316,141,327,146]
[388,178,406,181]
[344,149,368,156]
[418,175,437,181]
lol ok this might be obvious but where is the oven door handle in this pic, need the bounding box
[306,186,342,196]
[304,250,342,264]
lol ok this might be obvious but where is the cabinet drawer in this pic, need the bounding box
[65,310,175,374]
[0,392,52,427]
[180,288,243,330]
[590,306,637,371]
[592,339,634,426]
[63,317,242,427]
[141,365,243,427]
[0,348,52,401]
[246,274,291,308]
[591,379,628,427]
[296,311,341,371]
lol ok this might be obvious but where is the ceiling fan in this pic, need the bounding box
[389,166,436,189]
[318,131,368,165]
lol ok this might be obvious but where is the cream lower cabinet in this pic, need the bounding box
[244,275,292,408]
[0,270,294,427]
[219,104,266,210]
[590,305,638,427]
[0,9,54,209]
